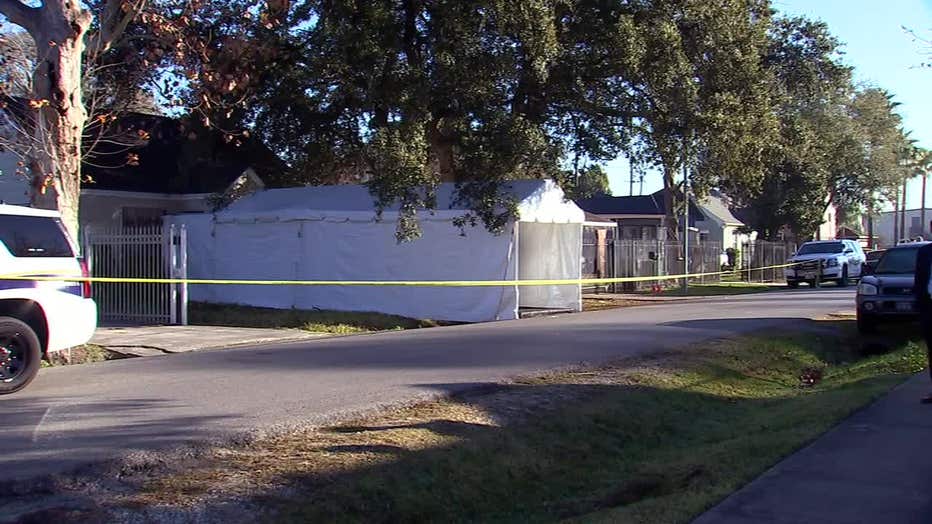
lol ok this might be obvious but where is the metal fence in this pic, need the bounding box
[607,240,724,292]
[737,241,795,283]
[83,224,188,325]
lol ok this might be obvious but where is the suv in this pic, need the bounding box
[0,205,97,394]
[784,240,866,288]
[855,242,928,333]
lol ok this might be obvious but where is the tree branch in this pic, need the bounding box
[0,0,39,34]
[88,0,148,57]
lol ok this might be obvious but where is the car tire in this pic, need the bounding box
[0,317,42,395]
[857,311,879,335]
[787,280,799,289]
[838,266,849,287]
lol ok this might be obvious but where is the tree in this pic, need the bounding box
[0,0,285,237]
[740,16,854,240]
[625,0,777,240]
[561,164,611,200]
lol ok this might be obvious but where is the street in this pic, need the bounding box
[2,288,853,483]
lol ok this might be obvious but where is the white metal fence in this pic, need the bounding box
[83,224,188,325]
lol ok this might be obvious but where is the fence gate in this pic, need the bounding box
[84,224,188,325]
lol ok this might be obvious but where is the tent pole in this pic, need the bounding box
[514,221,521,320]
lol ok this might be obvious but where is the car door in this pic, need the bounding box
[844,241,863,277]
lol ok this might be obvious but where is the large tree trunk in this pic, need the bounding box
[662,165,677,241]
[25,1,92,242]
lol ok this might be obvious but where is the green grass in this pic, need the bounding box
[261,322,923,523]
[188,302,442,334]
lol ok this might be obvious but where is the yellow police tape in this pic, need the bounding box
[0,262,802,287]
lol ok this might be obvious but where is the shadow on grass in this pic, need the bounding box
[213,321,921,523]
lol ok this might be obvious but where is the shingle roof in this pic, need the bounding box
[698,191,744,226]
[575,194,665,215]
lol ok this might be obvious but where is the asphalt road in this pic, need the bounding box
[2,287,854,482]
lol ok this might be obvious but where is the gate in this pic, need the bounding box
[83,224,188,325]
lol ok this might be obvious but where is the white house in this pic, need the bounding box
[872,208,931,247]
[695,190,755,252]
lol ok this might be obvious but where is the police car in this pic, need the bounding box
[0,204,97,394]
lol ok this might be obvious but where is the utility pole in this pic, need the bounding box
[901,177,908,239]
[893,185,900,243]
[682,139,690,294]
[629,159,635,197]
[922,172,928,238]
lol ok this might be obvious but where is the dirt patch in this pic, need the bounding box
[43,345,131,367]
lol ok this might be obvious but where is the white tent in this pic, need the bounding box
[167,179,584,322]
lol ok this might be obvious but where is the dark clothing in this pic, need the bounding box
[916,245,932,383]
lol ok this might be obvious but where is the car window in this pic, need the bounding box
[0,215,75,258]
[797,242,844,255]
[874,248,918,275]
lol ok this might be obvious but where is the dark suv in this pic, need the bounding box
[855,242,929,333]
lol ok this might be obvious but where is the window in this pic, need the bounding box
[874,248,919,275]
[0,215,74,258]
[797,242,844,255]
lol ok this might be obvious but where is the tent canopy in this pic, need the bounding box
[218,179,585,224]
[169,179,584,322]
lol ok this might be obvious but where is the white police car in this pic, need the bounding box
[0,204,97,394]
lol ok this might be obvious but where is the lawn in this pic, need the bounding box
[188,302,441,334]
[113,320,924,523]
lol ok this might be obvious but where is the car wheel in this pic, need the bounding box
[787,280,799,289]
[857,311,879,335]
[0,317,42,395]
[838,266,849,287]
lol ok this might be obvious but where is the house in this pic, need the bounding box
[0,108,282,231]
[872,208,932,247]
[694,190,755,252]
[167,180,587,323]
[575,190,703,241]
[576,189,747,248]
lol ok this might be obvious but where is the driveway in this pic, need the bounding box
[1,287,854,482]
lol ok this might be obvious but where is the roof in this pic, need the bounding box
[3,97,283,194]
[698,191,743,226]
[583,212,616,224]
[575,194,664,216]
[575,189,705,227]
[217,180,586,224]
[81,114,282,194]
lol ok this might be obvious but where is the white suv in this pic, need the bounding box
[784,239,866,288]
[0,205,97,394]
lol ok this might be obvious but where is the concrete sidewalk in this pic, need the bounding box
[694,373,932,524]
[92,325,329,356]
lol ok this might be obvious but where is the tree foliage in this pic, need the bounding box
[739,16,912,240]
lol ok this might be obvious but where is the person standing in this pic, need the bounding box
[915,243,932,403]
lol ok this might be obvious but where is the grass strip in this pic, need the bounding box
[115,320,923,524]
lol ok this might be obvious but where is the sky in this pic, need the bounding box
[605,0,932,211]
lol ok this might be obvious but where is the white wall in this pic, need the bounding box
[874,209,932,247]
[816,204,838,241]
[80,190,213,231]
